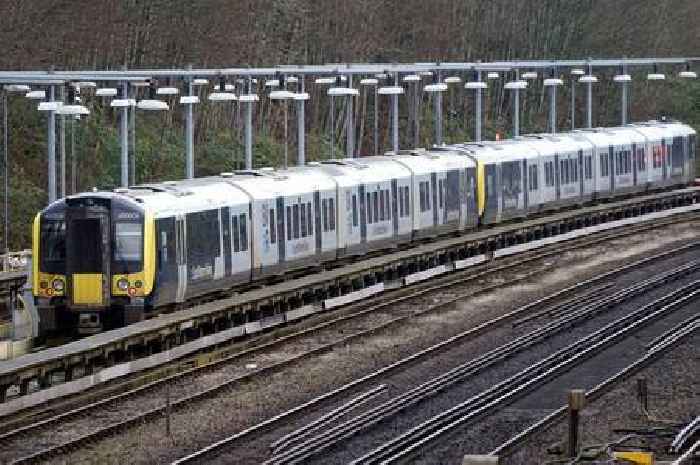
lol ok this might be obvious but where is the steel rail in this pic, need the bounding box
[266,266,700,465]
[164,244,699,465]
[3,212,694,437]
[490,320,700,459]
[6,229,699,464]
[354,286,700,464]
[2,189,697,402]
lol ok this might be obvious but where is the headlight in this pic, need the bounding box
[52,279,64,292]
[117,278,129,291]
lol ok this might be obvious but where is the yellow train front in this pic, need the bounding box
[32,193,155,335]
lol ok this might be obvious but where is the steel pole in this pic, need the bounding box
[130,92,136,184]
[60,111,66,198]
[413,82,420,147]
[330,96,335,159]
[70,117,76,193]
[283,100,288,169]
[475,71,483,142]
[47,85,56,204]
[3,92,8,259]
[621,80,629,125]
[120,82,129,187]
[297,79,305,166]
[570,77,576,130]
[185,79,194,178]
[245,101,252,169]
[435,74,443,145]
[244,78,253,170]
[549,83,557,134]
[373,85,379,156]
[392,73,399,154]
[346,75,354,158]
[586,68,593,129]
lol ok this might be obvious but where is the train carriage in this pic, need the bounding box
[315,158,413,255]
[391,150,478,236]
[452,143,526,224]
[225,168,337,278]
[32,120,697,335]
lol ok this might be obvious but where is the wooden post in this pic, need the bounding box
[637,378,648,413]
[568,389,586,458]
[165,382,172,439]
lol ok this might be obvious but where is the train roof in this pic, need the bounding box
[224,166,336,200]
[314,157,412,187]
[388,148,476,173]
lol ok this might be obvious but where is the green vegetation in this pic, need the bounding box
[1,0,699,249]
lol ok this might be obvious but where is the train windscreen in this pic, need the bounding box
[40,219,66,273]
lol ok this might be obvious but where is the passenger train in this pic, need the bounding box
[33,120,696,334]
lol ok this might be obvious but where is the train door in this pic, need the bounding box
[175,214,187,303]
[359,184,367,244]
[578,150,584,197]
[391,180,399,236]
[222,207,232,277]
[155,217,177,304]
[631,144,638,187]
[608,146,615,191]
[276,197,286,263]
[554,154,560,201]
[430,172,438,227]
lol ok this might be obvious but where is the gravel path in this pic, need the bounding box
[14,220,700,465]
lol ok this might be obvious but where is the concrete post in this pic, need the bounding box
[586,63,593,129]
[568,389,586,458]
[374,84,379,155]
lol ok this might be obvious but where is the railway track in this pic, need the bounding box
[3,208,698,427]
[2,220,698,464]
[346,286,700,465]
[94,244,700,464]
[2,188,697,410]
[251,266,700,465]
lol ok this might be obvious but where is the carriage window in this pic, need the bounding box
[438,180,444,208]
[572,158,578,182]
[322,199,328,231]
[385,190,391,219]
[600,153,609,177]
[352,194,358,227]
[329,198,335,231]
[232,215,240,252]
[239,214,248,251]
[300,202,307,237]
[286,206,292,240]
[637,149,646,172]
[585,156,592,179]
[404,186,410,217]
[366,193,372,223]
[307,203,313,236]
[373,191,379,222]
[398,187,404,217]
[293,204,300,239]
[379,189,385,221]
[269,209,276,244]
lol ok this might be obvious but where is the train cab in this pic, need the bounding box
[33,193,154,334]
